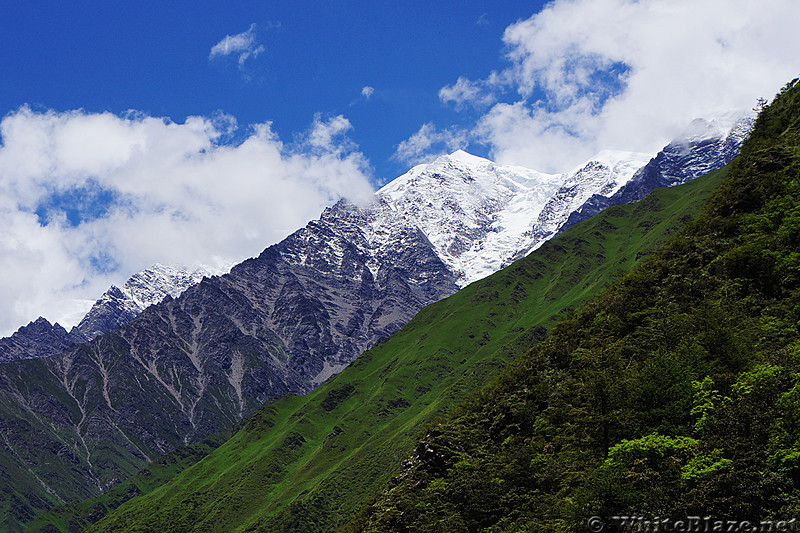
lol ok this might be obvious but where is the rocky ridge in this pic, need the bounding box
[562,113,755,232]
[0,264,221,364]
[70,263,221,343]
[0,318,71,364]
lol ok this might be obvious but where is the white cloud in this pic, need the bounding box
[439,76,496,110]
[301,114,360,156]
[0,107,374,336]
[209,23,265,66]
[429,0,800,173]
[393,123,469,166]
[361,86,375,100]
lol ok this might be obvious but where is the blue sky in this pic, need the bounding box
[0,0,798,335]
[0,0,541,182]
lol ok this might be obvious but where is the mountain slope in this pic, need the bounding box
[354,79,800,532]
[0,146,646,531]
[0,198,456,532]
[79,161,726,533]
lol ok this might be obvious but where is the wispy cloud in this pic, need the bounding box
[476,13,490,26]
[300,114,359,156]
[439,76,497,110]
[0,107,374,335]
[393,123,468,166]
[209,23,265,66]
[349,86,376,107]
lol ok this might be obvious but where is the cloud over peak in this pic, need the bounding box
[0,107,374,336]
[407,0,800,173]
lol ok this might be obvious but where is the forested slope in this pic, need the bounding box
[356,78,800,532]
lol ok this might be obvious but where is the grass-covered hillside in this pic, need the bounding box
[55,145,727,532]
[354,78,800,532]
[24,430,233,533]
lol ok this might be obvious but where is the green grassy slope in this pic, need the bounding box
[24,431,232,533]
[354,78,800,532]
[0,352,154,533]
[74,164,724,533]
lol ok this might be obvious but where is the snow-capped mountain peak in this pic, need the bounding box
[447,148,491,165]
[122,262,219,310]
[378,150,563,285]
[564,151,653,195]
[69,262,226,342]
[519,150,653,256]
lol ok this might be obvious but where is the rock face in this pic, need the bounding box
[0,115,754,529]
[250,199,459,385]
[0,318,71,363]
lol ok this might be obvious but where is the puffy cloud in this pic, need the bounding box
[0,107,374,335]
[393,123,469,166]
[429,0,800,173]
[361,86,375,99]
[209,23,265,66]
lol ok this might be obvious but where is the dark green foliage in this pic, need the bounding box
[355,78,800,532]
[321,384,357,412]
[70,131,721,532]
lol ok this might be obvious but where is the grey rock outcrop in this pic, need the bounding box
[0,317,71,363]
